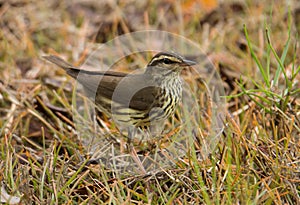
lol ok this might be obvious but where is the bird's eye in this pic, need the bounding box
[163,58,173,64]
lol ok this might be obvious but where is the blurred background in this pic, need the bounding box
[0,0,299,204]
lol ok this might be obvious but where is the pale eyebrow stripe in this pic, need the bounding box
[149,55,181,65]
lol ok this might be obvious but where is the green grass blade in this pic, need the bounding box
[244,25,270,87]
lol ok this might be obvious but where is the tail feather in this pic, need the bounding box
[43,55,79,78]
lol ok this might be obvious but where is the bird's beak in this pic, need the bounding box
[182,59,197,66]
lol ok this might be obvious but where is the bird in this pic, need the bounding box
[43,52,196,139]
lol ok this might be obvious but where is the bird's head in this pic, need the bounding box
[146,52,196,76]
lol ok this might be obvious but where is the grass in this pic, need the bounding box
[0,0,299,204]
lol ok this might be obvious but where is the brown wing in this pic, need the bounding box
[99,74,160,112]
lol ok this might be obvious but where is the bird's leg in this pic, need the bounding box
[127,126,136,144]
[127,127,146,174]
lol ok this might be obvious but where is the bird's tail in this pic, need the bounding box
[43,55,79,79]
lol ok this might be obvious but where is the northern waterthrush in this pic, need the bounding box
[43,52,196,138]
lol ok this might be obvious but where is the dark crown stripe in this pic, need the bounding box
[148,52,183,66]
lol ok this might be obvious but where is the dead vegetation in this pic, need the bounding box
[0,0,299,204]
